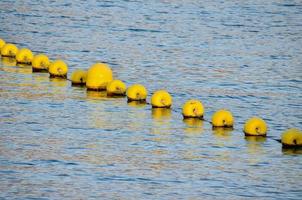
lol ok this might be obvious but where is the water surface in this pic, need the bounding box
[0,0,302,199]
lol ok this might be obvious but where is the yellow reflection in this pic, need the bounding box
[282,147,302,155]
[245,136,267,143]
[244,136,267,165]
[1,57,16,66]
[151,108,172,137]
[49,77,68,87]
[1,57,31,74]
[16,66,32,74]
[86,90,107,100]
[151,108,171,121]
[127,100,147,108]
[212,127,233,138]
[32,74,49,84]
[17,63,31,68]
[183,118,204,135]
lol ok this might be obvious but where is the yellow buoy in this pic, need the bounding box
[48,60,68,78]
[86,63,113,91]
[0,38,6,49]
[281,128,302,148]
[106,80,127,97]
[243,117,267,136]
[71,69,87,86]
[151,90,172,108]
[32,54,50,72]
[182,99,204,119]
[1,43,18,57]
[126,84,148,102]
[16,48,34,64]
[212,109,234,127]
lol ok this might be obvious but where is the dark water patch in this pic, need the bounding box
[0,170,17,174]
[12,162,35,166]
[128,28,166,33]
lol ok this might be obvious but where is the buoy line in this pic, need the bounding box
[1,38,301,149]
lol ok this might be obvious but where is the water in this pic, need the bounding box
[1,0,302,199]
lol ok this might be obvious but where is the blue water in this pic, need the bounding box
[1,0,302,199]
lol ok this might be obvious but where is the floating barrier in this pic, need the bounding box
[243,117,267,136]
[106,80,126,97]
[16,48,34,64]
[86,63,113,91]
[1,43,18,57]
[71,69,87,86]
[0,38,6,49]
[126,84,148,102]
[211,109,234,128]
[182,99,204,119]
[2,38,302,153]
[32,54,50,72]
[151,90,172,108]
[281,128,302,148]
[48,60,68,78]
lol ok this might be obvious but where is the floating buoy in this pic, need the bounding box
[151,90,172,108]
[1,43,18,57]
[16,48,34,64]
[71,69,87,86]
[32,54,50,72]
[212,109,234,128]
[126,84,148,102]
[107,80,127,97]
[0,38,6,49]
[281,128,302,148]
[48,60,68,78]
[182,99,204,119]
[86,63,113,91]
[243,117,267,136]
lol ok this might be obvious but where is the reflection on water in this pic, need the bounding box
[212,127,233,138]
[1,0,302,199]
[151,108,171,121]
[245,136,267,154]
[1,57,16,66]
[86,90,107,100]
[127,100,147,108]
[282,147,302,155]
[183,118,204,135]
